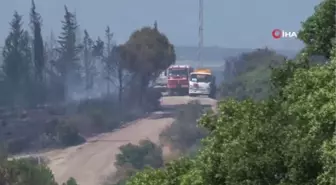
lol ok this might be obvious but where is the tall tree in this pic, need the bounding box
[83,30,96,96]
[56,5,82,101]
[92,37,104,58]
[30,0,45,82]
[119,25,176,105]
[114,46,126,112]
[30,0,46,104]
[298,0,335,59]
[106,45,128,112]
[2,12,32,105]
[104,26,113,94]
[45,31,59,82]
[46,31,58,62]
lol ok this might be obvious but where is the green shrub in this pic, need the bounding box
[62,177,78,185]
[159,100,207,152]
[0,158,57,185]
[115,140,163,170]
[104,140,164,185]
[56,121,85,147]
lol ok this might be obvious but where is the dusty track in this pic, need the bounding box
[16,96,216,185]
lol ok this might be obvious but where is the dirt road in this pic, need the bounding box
[18,96,216,185]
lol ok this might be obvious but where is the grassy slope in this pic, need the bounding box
[219,49,286,101]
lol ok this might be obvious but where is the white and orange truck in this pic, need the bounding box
[188,68,216,98]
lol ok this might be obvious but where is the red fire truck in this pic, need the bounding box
[166,65,194,96]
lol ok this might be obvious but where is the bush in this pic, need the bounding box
[123,85,163,114]
[0,158,57,185]
[159,100,208,152]
[115,140,163,170]
[62,177,78,185]
[143,87,162,111]
[103,140,164,185]
[126,157,194,185]
[55,121,85,147]
[102,163,136,185]
[6,137,29,154]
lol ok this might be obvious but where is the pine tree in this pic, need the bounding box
[104,26,113,94]
[2,12,32,105]
[30,0,45,82]
[83,30,96,95]
[30,0,46,104]
[56,5,82,101]
[113,45,125,113]
[92,37,104,58]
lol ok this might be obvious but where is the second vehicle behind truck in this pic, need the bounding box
[188,68,216,98]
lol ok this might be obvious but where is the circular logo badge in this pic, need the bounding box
[272,29,282,39]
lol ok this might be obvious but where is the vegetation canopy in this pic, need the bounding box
[0,0,335,185]
[120,26,176,77]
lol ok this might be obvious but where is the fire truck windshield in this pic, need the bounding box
[168,68,188,76]
[190,74,211,83]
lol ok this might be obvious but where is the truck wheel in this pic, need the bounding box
[182,89,189,96]
[176,89,184,96]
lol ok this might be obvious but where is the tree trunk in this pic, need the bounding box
[139,73,150,106]
[61,73,68,102]
[118,67,123,114]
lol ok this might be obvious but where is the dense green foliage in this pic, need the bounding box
[127,48,336,185]
[119,25,175,105]
[0,0,334,184]
[298,0,335,58]
[126,0,336,184]
[103,140,163,185]
[0,158,78,185]
[1,12,32,106]
[115,140,164,170]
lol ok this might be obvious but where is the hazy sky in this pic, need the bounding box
[0,0,320,50]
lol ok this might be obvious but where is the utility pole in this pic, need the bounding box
[198,0,204,68]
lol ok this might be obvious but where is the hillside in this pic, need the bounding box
[175,46,298,61]
[218,48,286,100]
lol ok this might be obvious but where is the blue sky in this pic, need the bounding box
[0,0,320,50]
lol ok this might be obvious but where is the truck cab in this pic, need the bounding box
[167,65,193,96]
[188,69,216,98]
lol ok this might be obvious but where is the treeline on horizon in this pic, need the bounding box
[0,0,176,109]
